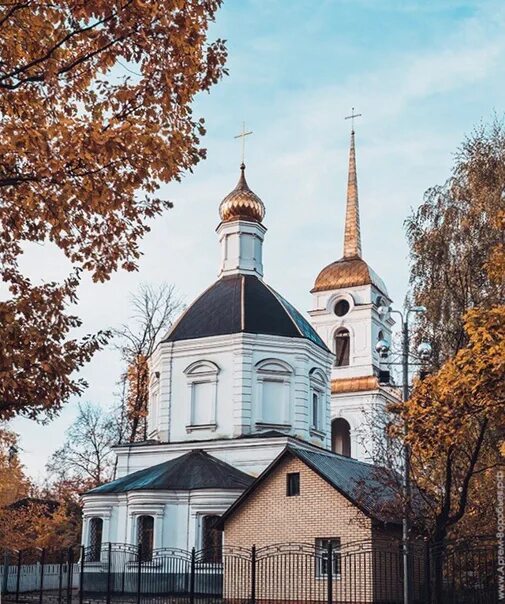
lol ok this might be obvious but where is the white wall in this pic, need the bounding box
[148,333,332,451]
[82,489,245,550]
[310,283,394,379]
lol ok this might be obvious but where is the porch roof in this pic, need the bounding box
[85,450,254,495]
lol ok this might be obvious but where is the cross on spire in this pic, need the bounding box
[345,107,362,133]
[234,122,253,165]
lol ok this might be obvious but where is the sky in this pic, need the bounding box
[11,0,505,480]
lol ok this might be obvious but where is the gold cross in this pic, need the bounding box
[345,107,362,132]
[234,122,253,164]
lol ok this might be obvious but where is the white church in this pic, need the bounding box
[81,129,399,557]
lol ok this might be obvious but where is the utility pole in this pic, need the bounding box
[402,318,411,604]
[377,304,431,604]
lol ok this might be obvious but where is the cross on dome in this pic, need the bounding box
[219,124,265,224]
[234,122,253,164]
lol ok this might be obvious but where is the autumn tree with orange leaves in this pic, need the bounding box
[0,1,226,422]
[0,425,83,549]
[393,120,505,549]
[364,123,504,582]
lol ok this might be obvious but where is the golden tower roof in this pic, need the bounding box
[313,128,387,295]
[312,256,387,294]
[219,163,265,223]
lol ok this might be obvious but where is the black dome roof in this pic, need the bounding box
[164,274,328,351]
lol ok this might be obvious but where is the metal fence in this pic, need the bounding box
[0,538,499,603]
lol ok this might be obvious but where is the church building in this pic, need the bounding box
[81,128,395,558]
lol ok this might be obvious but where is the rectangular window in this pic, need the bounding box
[315,538,341,577]
[262,380,285,424]
[201,515,223,563]
[192,381,213,425]
[286,472,300,496]
[312,391,319,429]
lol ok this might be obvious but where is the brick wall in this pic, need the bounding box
[223,454,381,601]
[224,455,372,548]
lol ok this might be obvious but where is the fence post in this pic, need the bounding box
[58,549,64,604]
[66,547,73,604]
[38,548,46,604]
[106,542,112,604]
[79,545,85,604]
[15,550,21,603]
[327,541,333,604]
[250,545,256,604]
[136,543,142,604]
[424,540,431,604]
[2,551,9,595]
[189,547,195,604]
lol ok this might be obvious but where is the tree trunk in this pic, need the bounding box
[430,527,448,604]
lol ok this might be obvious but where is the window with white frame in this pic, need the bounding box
[184,361,219,430]
[312,391,320,429]
[255,359,293,427]
[315,538,341,577]
[309,368,326,432]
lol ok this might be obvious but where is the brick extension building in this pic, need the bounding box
[220,445,403,602]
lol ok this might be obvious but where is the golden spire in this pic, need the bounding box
[343,109,362,258]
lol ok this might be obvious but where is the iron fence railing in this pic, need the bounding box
[0,537,499,603]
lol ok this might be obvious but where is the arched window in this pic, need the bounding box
[88,517,103,562]
[137,515,154,562]
[331,418,351,457]
[309,368,326,432]
[255,359,293,428]
[184,361,220,431]
[335,329,350,367]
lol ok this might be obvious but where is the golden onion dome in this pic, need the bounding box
[219,163,265,223]
[312,256,388,295]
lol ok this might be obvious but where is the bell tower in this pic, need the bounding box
[309,123,396,462]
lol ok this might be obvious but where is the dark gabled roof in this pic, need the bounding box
[85,450,254,495]
[7,497,59,513]
[292,447,402,523]
[163,274,328,352]
[220,445,403,526]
